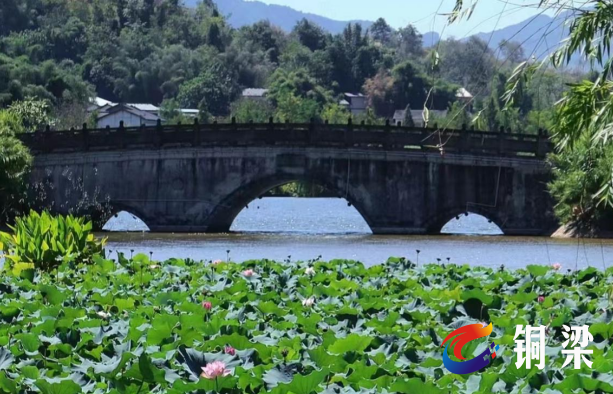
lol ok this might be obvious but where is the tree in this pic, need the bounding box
[53,98,89,130]
[177,62,238,116]
[207,23,224,51]
[321,103,349,124]
[397,25,423,58]
[440,101,472,129]
[160,98,189,124]
[437,37,496,96]
[391,60,429,109]
[274,92,320,123]
[292,19,326,51]
[0,110,32,224]
[235,21,286,63]
[354,108,385,125]
[498,40,525,64]
[8,98,53,131]
[363,70,395,117]
[548,137,613,233]
[231,98,274,123]
[370,18,393,46]
[267,68,333,107]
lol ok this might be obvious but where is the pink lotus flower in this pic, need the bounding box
[200,361,231,379]
[243,269,254,277]
[538,295,545,303]
[202,301,212,310]
[224,345,236,356]
[552,263,562,271]
[212,259,223,265]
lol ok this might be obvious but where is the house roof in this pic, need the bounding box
[180,109,199,114]
[97,104,159,121]
[456,87,473,98]
[393,110,406,120]
[88,98,161,113]
[344,93,365,98]
[127,103,159,112]
[242,88,268,97]
[339,99,350,106]
[91,96,114,107]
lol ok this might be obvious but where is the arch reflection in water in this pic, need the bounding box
[441,213,503,235]
[230,197,372,234]
[102,211,150,232]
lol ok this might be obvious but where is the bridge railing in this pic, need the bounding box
[19,120,552,158]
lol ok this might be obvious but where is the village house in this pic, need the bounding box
[392,87,473,127]
[88,97,199,126]
[96,103,160,128]
[339,93,368,115]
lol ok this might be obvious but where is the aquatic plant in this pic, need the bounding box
[0,256,611,393]
[0,210,106,276]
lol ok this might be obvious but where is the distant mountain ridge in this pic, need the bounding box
[187,0,373,34]
[188,0,577,64]
[469,12,570,59]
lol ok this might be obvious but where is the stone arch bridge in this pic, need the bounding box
[19,121,558,235]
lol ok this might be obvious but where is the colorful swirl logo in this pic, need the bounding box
[441,323,500,374]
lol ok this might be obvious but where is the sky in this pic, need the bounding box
[253,0,554,38]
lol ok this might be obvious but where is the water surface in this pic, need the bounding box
[104,197,613,269]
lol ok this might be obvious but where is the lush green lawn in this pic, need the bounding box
[0,256,612,393]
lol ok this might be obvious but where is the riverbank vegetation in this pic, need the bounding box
[0,0,581,130]
[0,211,106,276]
[0,109,32,225]
[0,228,612,392]
[446,0,613,233]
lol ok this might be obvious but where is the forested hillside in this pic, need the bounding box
[0,0,581,131]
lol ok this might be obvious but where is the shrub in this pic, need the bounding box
[0,210,106,275]
[0,109,32,223]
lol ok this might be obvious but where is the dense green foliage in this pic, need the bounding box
[0,211,106,275]
[0,256,611,393]
[0,0,578,129]
[0,109,32,224]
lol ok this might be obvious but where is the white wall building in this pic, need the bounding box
[96,104,160,128]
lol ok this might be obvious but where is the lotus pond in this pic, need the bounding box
[1,255,613,394]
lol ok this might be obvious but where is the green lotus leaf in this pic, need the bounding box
[328,334,372,355]
[527,265,550,277]
[271,367,329,394]
[0,371,17,394]
[34,380,81,394]
[389,377,439,394]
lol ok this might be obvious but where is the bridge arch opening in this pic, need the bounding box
[209,179,373,234]
[102,210,150,232]
[439,212,504,236]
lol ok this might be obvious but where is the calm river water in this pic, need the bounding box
[102,197,613,270]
